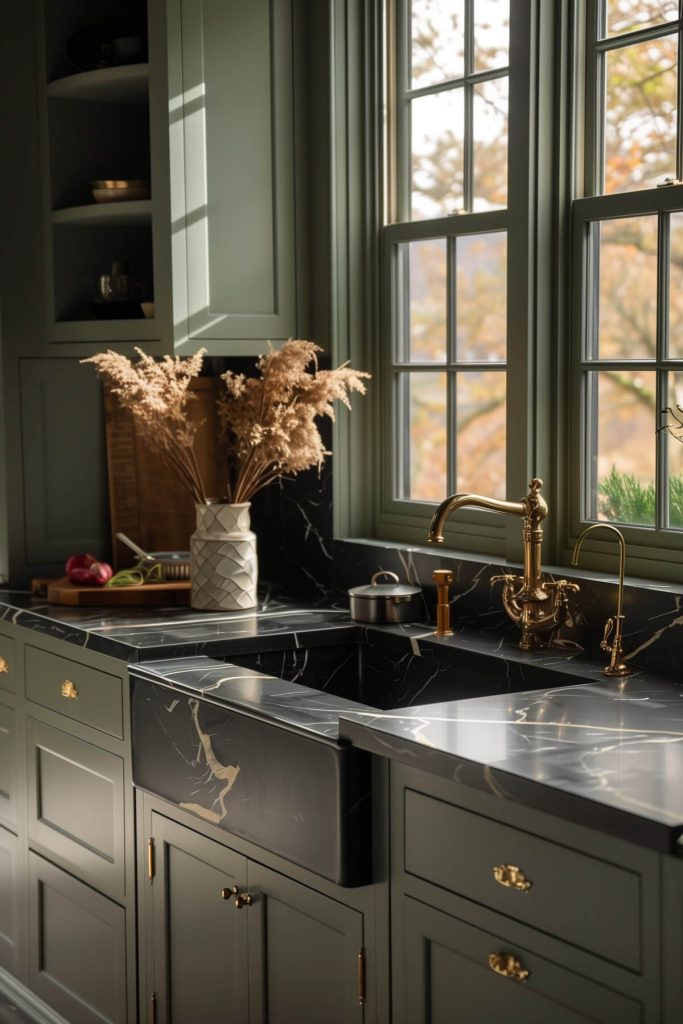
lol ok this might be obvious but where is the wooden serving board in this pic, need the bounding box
[33,577,191,607]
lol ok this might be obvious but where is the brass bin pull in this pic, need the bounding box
[221,885,253,908]
[61,680,79,700]
[488,952,530,983]
[493,864,532,892]
[0,656,8,674]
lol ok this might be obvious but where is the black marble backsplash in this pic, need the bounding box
[248,457,683,679]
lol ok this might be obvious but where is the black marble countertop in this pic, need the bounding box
[4,590,683,853]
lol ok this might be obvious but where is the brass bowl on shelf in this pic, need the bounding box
[91,179,151,203]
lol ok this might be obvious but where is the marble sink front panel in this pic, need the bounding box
[131,674,372,886]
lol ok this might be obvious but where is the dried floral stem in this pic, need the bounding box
[83,340,370,512]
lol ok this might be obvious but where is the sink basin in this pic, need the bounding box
[222,637,508,710]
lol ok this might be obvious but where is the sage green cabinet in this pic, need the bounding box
[25,717,127,902]
[0,632,17,696]
[0,825,21,977]
[148,812,249,1023]
[144,808,367,1024]
[169,0,298,350]
[28,851,128,1024]
[390,762,661,1023]
[0,702,17,830]
[394,893,641,1024]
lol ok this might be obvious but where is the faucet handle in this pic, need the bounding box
[600,617,615,652]
[490,573,519,589]
[545,579,580,594]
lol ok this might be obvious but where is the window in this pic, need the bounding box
[570,0,683,576]
[376,0,542,554]
[337,0,683,579]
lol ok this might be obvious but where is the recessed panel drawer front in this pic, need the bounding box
[25,644,123,739]
[26,718,126,901]
[397,894,642,1024]
[0,633,17,695]
[29,852,127,1024]
[404,788,642,972]
[0,701,16,828]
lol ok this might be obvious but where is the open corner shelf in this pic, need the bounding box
[52,200,152,227]
[50,317,159,344]
[47,63,149,104]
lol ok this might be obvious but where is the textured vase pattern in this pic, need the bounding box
[190,503,258,611]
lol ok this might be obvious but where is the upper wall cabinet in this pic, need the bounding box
[37,0,172,347]
[169,0,298,353]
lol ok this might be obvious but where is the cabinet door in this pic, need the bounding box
[394,894,641,1024]
[149,812,249,1023]
[29,852,128,1024]
[26,718,126,901]
[177,0,297,344]
[247,862,365,1024]
[0,825,20,976]
[0,701,16,829]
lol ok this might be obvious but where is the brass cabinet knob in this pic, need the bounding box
[488,952,530,982]
[60,679,79,699]
[221,885,253,908]
[493,864,531,892]
[0,656,8,674]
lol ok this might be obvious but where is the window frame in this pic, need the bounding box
[562,0,683,582]
[371,0,557,560]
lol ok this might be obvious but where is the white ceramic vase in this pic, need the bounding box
[190,502,258,611]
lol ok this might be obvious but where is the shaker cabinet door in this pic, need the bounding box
[247,861,365,1024]
[148,812,249,1024]
[175,0,297,346]
[0,702,17,829]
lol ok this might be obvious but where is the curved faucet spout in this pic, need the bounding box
[426,479,577,650]
[571,523,632,677]
[427,493,526,543]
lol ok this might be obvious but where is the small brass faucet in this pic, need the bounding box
[571,524,632,677]
[427,479,579,650]
[432,569,453,637]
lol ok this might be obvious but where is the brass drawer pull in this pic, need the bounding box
[488,952,530,983]
[61,679,79,699]
[493,864,531,891]
[0,656,8,674]
[221,885,253,908]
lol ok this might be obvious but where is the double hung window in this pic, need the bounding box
[571,0,683,574]
[380,1,522,551]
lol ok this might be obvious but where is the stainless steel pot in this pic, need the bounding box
[348,571,422,623]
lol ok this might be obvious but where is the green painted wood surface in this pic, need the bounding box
[28,851,128,1024]
[177,0,297,344]
[25,644,124,739]
[395,893,642,1024]
[0,703,16,830]
[247,860,364,1023]
[19,359,109,571]
[149,812,249,1023]
[404,786,642,970]
[0,826,19,977]
[25,718,126,902]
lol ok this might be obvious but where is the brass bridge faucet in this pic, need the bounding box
[427,478,579,650]
[571,523,632,677]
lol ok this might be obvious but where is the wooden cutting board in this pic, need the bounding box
[33,577,191,607]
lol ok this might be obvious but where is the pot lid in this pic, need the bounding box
[348,570,422,599]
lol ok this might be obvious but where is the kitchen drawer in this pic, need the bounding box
[25,643,123,739]
[26,718,126,901]
[403,787,642,972]
[394,892,641,1024]
[29,851,127,1024]
[0,701,17,829]
[0,631,17,695]
[0,825,20,976]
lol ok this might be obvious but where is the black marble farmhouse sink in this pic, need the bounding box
[223,639,506,710]
[131,631,535,886]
